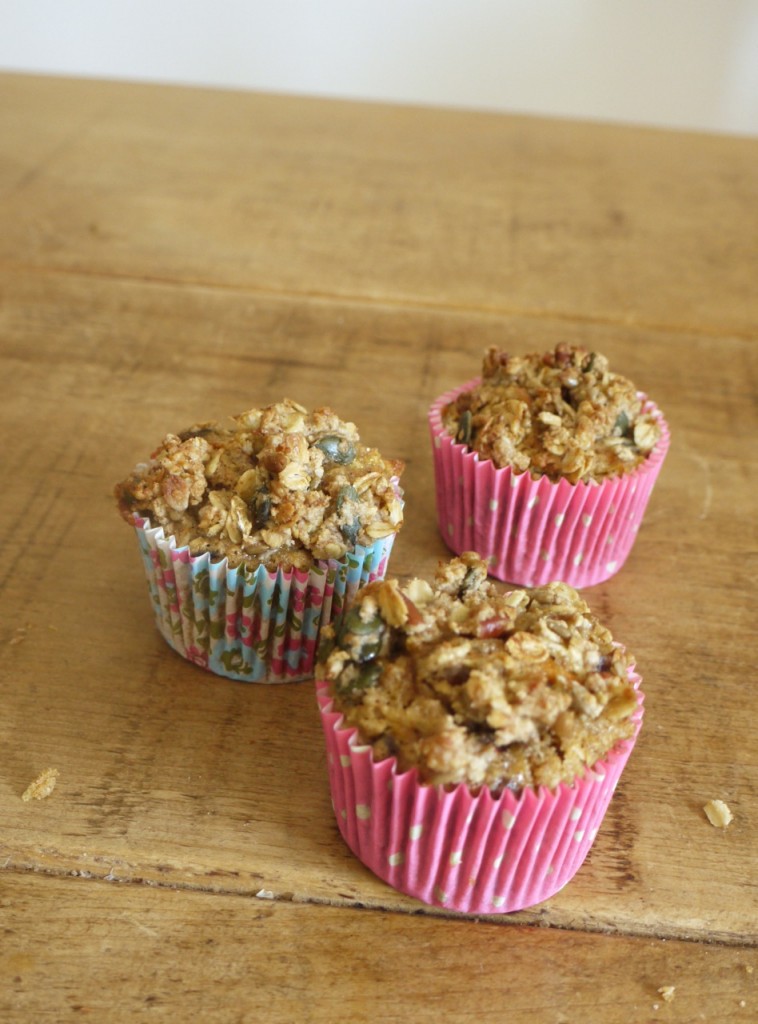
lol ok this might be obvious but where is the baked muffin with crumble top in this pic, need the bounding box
[429,344,669,586]
[316,554,644,913]
[116,399,403,683]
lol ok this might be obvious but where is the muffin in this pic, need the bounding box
[316,554,644,913]
[116,399,404,682]
[429,344,670,586]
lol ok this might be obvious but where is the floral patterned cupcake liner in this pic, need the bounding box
[131,516,397,683]
[317,670,643,914]
[429,379,670,587]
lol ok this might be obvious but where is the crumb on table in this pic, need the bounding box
[22,767,59,802]
[703,799,733,828]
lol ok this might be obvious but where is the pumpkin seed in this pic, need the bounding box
[337,484,361,545]
[456,410,473,446]
[613,410,631,437]
[458,563,486,598]
[316,633,335,664]
[340,518,360,545]
[340,606,381,637]
[339,607,386,663]
[314,434,356,464]
[335,660,382,698]
[251,489,271,528]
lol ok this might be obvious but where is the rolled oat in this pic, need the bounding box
[116,399,404,571]
[319,553,639,793]
[442,344,662,484]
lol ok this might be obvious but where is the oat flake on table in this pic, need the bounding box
[22,767,59,802]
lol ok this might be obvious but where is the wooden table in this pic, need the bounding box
[1,72,756,1022]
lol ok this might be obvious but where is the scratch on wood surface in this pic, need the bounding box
[123,914,160,939]
[683,446,713,520]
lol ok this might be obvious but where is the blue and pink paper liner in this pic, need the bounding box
[131,515,397,683]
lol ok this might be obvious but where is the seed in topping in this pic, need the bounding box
[339,606,386,662]
[458,563,487,598]
[456,410,473,446]
[337,484,361,545]
[314,434,356,464]
[335,660,382,698]
[317,633,335,664]
[340,518,360,545]
[251,489,271,528]
[582,352,597,373]
[613,410,631,437]
[341,606,382,636]
[337,484,360,508]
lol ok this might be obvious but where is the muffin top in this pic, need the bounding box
[441,344,662,484]
[319,554,638,793]
[115,399,404,571]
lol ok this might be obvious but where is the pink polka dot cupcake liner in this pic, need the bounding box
[428,379,670,587]
[317,671,643,914]
[130,515,398,683]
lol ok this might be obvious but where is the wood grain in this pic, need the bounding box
[0,73,756,1023]
[1,268,755,946]
[0,73,756,337]
[2,873,756,1024]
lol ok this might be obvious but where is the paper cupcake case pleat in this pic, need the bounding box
[429,379,670,587]
[131,516,396,683]
[317,673,644,914]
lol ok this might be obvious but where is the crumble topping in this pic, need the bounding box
[319,553,638,793]
[442,344,662,484]
[115,399,404,571]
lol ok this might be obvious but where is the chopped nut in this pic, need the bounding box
[703,799,733,828]
[658,986,676,1003]
[319,555,638,793]
[22,768,59,802]
[278,463,310,491]
[376,580,409,627]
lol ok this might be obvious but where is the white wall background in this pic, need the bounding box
[1,0,757,135]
